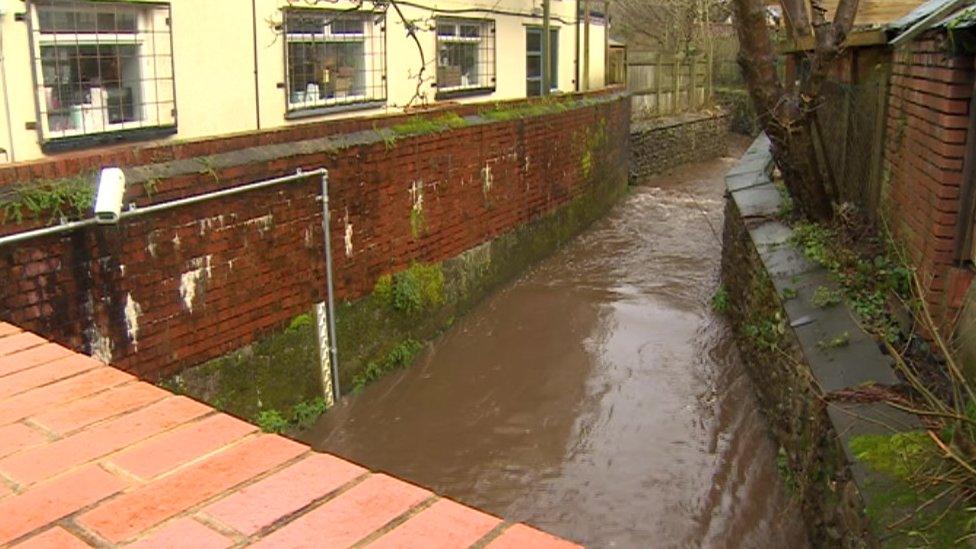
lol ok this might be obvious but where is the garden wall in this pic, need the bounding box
[629,111,728,182]
[721,136,956,546]
[0,91,630,418]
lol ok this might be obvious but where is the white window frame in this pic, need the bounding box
[28,0,176,142]
[283,9,386,114]
[435,18,495,96]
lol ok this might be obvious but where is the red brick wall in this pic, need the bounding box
[883,33,975,327]
[0,92,631,380]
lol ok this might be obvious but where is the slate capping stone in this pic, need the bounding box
[727,134,925,542]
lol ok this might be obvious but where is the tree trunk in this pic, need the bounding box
[731,0,849,221]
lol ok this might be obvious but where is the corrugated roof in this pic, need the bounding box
[889,0,974,30]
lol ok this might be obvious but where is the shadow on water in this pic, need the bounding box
[301,136,810,548]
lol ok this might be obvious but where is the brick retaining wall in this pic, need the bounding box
[0,91,630,381]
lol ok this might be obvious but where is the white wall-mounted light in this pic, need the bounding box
[94,168,126,224]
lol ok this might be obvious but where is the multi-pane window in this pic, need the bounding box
[526,28,558,97]
[435,18,495,97]
[284,10,386,114]
[29,0,176,141]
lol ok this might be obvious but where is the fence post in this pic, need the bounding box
[673,56,680,113]
[656,53,664,116]
[690,55,698,110]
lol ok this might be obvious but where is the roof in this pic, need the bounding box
[889,0,972,29]
[888,0,976,46]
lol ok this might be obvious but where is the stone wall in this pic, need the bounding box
[715,88,760,136]
[722,136,938,546]
[0,91,631,400]
[629,111,729,182]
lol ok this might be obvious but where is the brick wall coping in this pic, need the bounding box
[0,87,626,189]
[630,109,729,133]
[0,321,580,548]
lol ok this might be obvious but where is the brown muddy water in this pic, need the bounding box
[302,137,810,548]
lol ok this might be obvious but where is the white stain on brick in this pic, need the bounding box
[179,255,212,313]
[246,214,274,235]
[410,180,424,213]
[124,293,142,350]
[147,231,159,258]
[481,164,493,195]
[88,324,113,364]
[197,214,224,236]
[172,232,181,250]
[344,210,354,257]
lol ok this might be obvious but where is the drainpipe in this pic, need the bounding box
[543,0,551,96]
[574,0,580,92]
[319,171,341,401]
[604,0,610,88]
[583,0,590,91]
[251,0,261,130]
[0,13,16,162]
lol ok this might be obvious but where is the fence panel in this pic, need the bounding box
[627,51,711,118]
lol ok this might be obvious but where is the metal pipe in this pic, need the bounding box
[0,15,16,162]
[320,172,341,401]
[0,217,99,246]
[583,0,590,91]
[250,0,261,130]
[574,0,580,92]
[0,169,327,246]
[542,0,551,96]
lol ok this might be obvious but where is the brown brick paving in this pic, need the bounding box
[0,322,580,548]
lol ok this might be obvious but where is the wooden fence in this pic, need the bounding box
[627,52,712,117]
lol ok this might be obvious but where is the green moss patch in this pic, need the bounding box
[160,309,323,423]
[391,112,468,138]
[0,174,95,224]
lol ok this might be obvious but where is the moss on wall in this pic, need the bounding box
[336,170,627,392]
[160,313,322,421]
[162,157,627,424]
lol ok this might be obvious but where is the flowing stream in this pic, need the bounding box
[302,136,810,548]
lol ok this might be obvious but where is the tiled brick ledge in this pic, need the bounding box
[0,321,580,548]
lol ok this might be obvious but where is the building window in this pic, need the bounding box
[283,9,386,114]
[29,0,176,142]
[526,27,558,97]
[435,18,495,98]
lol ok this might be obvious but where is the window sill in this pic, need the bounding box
[285,100,386,120]
[435,87,496,100]
[40,125,178,154]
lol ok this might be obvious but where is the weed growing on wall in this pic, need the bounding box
[391,113,468,137]
[0,174,95,224]
[711,285,730,313]
[811,286,843,308]
[784,200,976,538]
[374,262,445,314]
[790,220,909,339]
[351,339,424,391]
[256,409,290,434]
[479,98,572,121]
[256,397,328,434]
[197,156,220,183]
